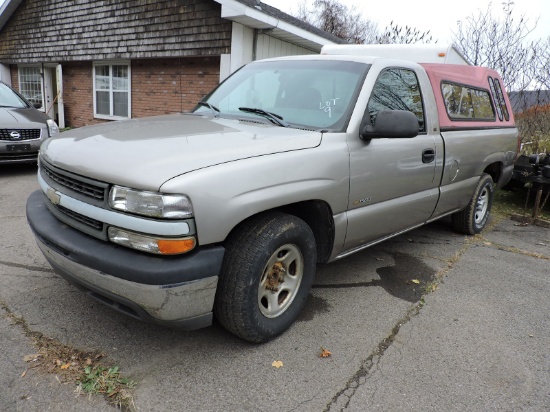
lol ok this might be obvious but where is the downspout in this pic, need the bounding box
[252,28,258,62]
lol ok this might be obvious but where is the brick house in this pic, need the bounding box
[0,0,344,128]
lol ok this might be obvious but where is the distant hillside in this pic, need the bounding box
[509,90,550,113]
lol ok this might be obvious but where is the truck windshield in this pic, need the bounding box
[195,60,370,131]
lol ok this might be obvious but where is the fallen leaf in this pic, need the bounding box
[60,363,71,370]
[319,348,332,358]
[411,279,420,284]
[483,242,492,246]
[21,370,27,377]
[272,360,283,369]
[23,354,39,363]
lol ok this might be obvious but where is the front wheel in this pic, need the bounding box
[214,212,317,343]
[452,173,494,235]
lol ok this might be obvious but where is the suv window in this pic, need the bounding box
[367,68,425,132]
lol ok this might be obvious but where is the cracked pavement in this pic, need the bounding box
[1,163,549,411]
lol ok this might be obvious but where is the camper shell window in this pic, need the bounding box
[441,82,495,121]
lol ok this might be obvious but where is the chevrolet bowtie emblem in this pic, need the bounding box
[46,187,61,205]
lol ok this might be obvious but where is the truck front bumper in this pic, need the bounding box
[26,190,225,330]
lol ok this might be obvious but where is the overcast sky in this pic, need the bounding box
[263,0,550,44]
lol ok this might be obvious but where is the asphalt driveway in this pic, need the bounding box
[1,163,549,411]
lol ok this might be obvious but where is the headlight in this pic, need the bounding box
[109,186,193,219]
[46,119,59,137]
[108,227,196,255]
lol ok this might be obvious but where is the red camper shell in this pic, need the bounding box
[420,63,515,130]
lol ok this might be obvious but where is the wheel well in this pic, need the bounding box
[278,201,334,263]
[483,162,502,185]
[225,201,335,264]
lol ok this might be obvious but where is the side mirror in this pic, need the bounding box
[361,110,419,140]
[33,102,42,109]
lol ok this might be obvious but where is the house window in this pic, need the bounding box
[19,66,43,109]
[93,62,131,119]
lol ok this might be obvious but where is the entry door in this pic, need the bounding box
[43,67,56,119]
[343,68,440,252]
[42,64,64,128]
[55,64,65,128]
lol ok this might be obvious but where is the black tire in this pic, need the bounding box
[214,212,317,343]
[452,173,494,235]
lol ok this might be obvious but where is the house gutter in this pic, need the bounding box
[214,0,339,50]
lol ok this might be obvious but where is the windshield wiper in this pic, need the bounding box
[238,107,289,127]
[196,101,220,117]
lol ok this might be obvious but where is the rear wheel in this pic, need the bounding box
[452,173,494,235]
[214,212,317,343]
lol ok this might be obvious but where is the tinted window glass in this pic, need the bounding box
[367,68,425,132]
[441,83,495,120]
[492,78,510,121]
[488,78,503,120]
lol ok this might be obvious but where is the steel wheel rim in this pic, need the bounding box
[475,186,489,224]
[258,244,304,318]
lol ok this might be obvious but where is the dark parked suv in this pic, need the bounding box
[0,81,59,164]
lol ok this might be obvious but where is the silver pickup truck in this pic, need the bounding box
[26,53,519,342]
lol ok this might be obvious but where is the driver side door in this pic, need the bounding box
[343,67,440,253]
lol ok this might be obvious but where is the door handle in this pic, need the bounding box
[422,148,435,163]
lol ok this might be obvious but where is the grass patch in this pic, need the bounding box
[2,302,136,410]
[77,365,136,410]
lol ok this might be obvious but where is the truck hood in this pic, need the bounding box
[41,114,322,190]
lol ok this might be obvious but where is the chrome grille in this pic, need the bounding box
[42,162,106,202]
[0,129,41,140]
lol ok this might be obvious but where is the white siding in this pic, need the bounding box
[0,64,10,85]
[220,54,231,82]
[230,22,254,73]
[255,34,315,60]
[222,25,317,82]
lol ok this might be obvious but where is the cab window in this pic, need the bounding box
[367,68,425,132]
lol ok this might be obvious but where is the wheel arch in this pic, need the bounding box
[223,200,335,264]
[483,162,502,185]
